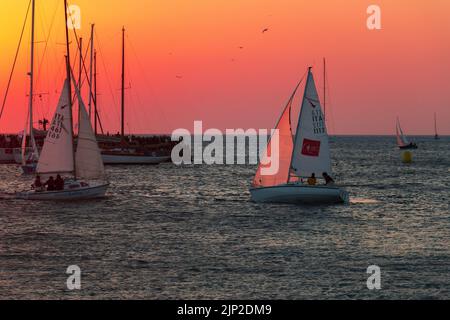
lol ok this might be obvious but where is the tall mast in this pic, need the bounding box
[64,0,76,179]
[121,26,125,140]
[94,49,98,135]
[28,0,36,148]
[323,58,326,121]
[88,24,95,119]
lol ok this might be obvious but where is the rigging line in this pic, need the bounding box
[0,0,32,122]
[66,20,105,133]
[126,34,171,130]
[35,0,59,91]
[94,29,121,130]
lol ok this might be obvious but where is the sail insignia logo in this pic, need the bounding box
[301,139,321,157]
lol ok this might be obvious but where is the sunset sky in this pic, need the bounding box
[1,0,449,135]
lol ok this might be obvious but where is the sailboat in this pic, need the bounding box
[434,113,439,140]
[19,0,40,174]
[250,67,349,204]
[16,0,108,200]
[396,118,417,149]
[101,27,171,165]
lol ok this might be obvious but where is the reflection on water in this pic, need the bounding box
[0,136,449,299]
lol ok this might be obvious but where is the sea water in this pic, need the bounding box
[0,136,449,299]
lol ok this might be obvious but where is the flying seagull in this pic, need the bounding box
[262,28,269,33]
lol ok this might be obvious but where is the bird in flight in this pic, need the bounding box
[262,28,269,33]
[176,75,183,79]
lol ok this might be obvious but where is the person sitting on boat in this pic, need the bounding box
[322,172,335,185]
[32,175,44,191]
[307,173,317,186]
[44,176,56,191]
[55,175,64,191]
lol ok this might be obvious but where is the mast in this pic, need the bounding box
[121,26,125,140]
[88,24,94,119]
[288,67,312,183]
[94,49,98,135]
[64,0,76,179]
[27,0,36,163]
[323,58,326,121]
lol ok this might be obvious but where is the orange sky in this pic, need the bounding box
[1,0,449,135]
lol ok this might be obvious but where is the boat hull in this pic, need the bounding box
[102,153,171,165]
[16,183,109,201]
[399,143,418,150]
[250,184,349,204]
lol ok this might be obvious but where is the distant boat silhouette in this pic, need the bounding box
[396,118,418,150]
[434,113,439,140]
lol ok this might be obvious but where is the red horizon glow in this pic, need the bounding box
[1,0,449,135]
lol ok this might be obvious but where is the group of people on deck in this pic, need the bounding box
[32,175,65,192]
[307,172,334,186]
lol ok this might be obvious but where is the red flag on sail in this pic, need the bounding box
[301,139,321,157]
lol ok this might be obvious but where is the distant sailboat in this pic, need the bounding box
[16,0,108,200]
[396,118,417,149]
[250,67,349,204]
[101,27,171,165]
[434,113,439,140]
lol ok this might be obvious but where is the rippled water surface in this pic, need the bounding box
[0,136,449,299]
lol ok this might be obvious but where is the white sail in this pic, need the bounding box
[73,76,105,180]
[396,118,409,146]
[36,79,74,177]
[290,69,331,178]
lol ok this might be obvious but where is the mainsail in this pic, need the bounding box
[253,97,295,187]
[72,76,105,180]
[290,69,331,178]
[396,118,409,147]
[36,79,74,177]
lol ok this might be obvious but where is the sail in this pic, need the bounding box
[36,79,74,177]
[396,119,409,147]
[253,98,294,187]
[290,69,332,178]
[73,77,105,180]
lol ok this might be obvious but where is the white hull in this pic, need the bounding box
[102,153,171,165]
[250,184,349,204]
[16,183,109,201]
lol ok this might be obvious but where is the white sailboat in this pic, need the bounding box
[396,118,417,149]
[250,67,349,204]
[16,0,108,200]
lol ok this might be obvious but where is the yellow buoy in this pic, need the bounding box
[402,151,413,163]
